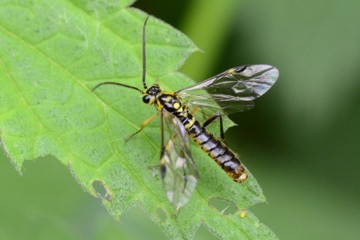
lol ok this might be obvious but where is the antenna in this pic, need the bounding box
[142,16,150,89]
[91,16,150,94]
[92,81,144,94]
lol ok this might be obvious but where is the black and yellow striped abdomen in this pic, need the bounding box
[157,93,248,183]
[183,114,247,183]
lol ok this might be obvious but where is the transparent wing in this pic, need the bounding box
[160,111,199,210]
[177,64,279,114]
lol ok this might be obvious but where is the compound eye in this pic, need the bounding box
[142,95,151,104]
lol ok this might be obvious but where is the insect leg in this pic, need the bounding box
[159,111,166,179]
[125,112,159,142]
[202,113,225,141]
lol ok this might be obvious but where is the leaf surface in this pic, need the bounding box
[0,0,277,239]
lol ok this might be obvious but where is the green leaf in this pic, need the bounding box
[0,0,277,239]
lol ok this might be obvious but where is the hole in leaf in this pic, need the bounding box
[208,197,238,215]
[156,207,167,221]
[92,180,112,202]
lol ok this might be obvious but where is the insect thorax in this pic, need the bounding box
[157,93,183,113]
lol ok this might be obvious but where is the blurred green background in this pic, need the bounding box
[1,0,360,239]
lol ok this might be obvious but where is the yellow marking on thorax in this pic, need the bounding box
[156,100,164,111]
[173,102,181,110]
[165,96,172,102]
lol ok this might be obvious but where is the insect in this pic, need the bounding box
[92,16,279,211]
